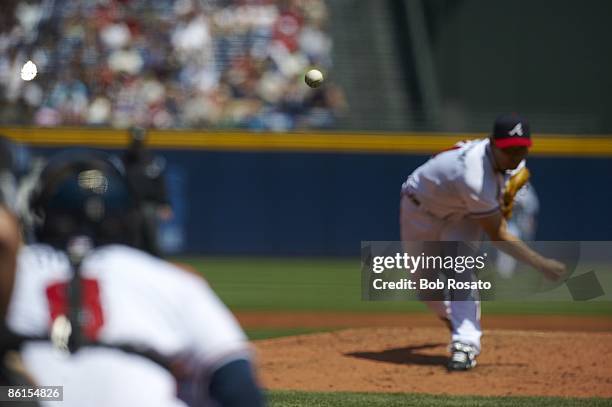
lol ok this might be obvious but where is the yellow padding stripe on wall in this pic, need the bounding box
[1,127,612,157]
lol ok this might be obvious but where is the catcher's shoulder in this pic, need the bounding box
[170,261,207,282]
[86,245,204,282]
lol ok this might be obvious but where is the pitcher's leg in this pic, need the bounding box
[449,300,482,351]
[399,195,440,241]
[400,196,453,331]
[439,218,483,370]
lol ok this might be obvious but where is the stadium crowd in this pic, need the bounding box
[0,0,346,130]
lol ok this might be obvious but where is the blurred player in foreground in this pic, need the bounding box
[6,151,264,406]
[0,152,27,387]
[400,114,565,371]
[0,201,19,334]
[0,135,20,340]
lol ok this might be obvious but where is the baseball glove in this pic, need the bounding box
[501,166,530,219]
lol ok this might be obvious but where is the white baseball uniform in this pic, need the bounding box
[400,138,524,351]
[7,244,251,407]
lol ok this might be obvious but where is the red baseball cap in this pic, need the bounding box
[491,114,532,148]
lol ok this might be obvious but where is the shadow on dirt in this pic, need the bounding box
[346,343,448,366]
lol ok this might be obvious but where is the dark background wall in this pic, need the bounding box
[332,0,612,133]
[431,0,612,133]
[35,147,609,256]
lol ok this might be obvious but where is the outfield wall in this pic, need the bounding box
[3,128,611,255]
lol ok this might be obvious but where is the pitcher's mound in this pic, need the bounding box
[255,327,612,398]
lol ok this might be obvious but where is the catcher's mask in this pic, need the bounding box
[30,151,142,249]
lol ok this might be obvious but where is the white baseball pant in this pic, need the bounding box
[399,194,483,352]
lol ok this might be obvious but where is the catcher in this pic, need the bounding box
[0,141,30,389]
[400,114,565,371]
[5,151,264,406]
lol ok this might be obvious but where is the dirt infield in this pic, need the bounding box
[237,311,612,332]
[255,327,612,398]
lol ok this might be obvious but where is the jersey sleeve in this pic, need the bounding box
[177,274,251,373]
[7,245,69,336]
[458,163,500,218]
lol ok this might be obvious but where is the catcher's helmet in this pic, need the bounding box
[29,151,142,249]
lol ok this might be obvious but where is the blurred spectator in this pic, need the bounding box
[0,0,346,131]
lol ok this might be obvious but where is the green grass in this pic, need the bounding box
[266,390,612,407]
[177,257,612,315]
[245,328,335,340]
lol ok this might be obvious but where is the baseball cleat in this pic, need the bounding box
[447,342,477,371]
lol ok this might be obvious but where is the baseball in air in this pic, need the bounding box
[305,69,324,88]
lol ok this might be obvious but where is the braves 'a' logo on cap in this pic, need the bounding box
[508,123,524,137]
